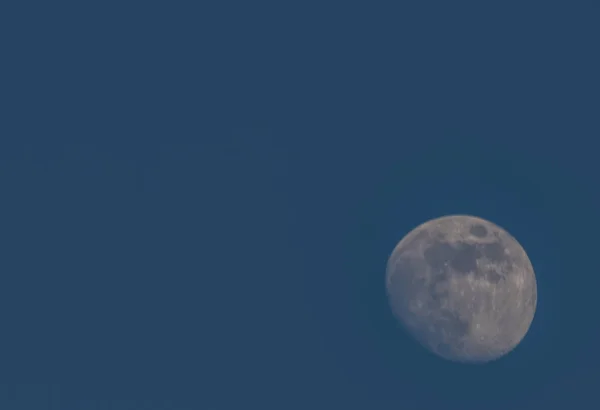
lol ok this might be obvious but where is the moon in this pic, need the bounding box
[385,215,537,363]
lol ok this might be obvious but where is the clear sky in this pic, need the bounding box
[1,2,598,409]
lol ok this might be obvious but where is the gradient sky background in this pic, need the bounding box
[2,2,599,410]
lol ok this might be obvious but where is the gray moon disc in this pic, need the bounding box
[385,215,537,363]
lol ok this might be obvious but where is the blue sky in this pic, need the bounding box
[1,2,598,409]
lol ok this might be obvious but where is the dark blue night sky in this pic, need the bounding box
[1,2,598,409]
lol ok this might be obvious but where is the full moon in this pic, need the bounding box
[385,215,537,363]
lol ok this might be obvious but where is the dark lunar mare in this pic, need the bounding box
[423,239,511,284]
[469,224,487,237]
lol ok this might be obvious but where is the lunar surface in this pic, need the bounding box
[385,215,537,363]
